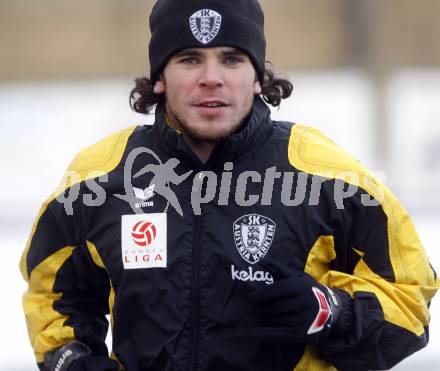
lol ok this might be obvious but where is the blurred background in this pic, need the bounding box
[0,0,439,369]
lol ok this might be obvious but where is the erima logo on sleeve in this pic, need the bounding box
[121,213,167,269]
[189,9,222,44]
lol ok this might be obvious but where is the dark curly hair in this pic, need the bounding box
[129,64,293,114]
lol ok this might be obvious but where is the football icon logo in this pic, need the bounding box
[131,220,157,247]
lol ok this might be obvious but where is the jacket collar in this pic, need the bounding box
[151,96,272,167]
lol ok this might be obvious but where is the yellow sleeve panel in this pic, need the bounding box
[294,346,336,371]
[86,240,122,369]
[303,236,336,279]
[86,241,116,331]
[19,126,137,281]
[22,246,75,363]
[290,125,439,336]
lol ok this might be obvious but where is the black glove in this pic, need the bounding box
[44,341,119,371]
[248,272,349,344]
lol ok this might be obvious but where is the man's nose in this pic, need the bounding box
[198,61,224,88]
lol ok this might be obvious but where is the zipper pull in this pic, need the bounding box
[193,172,205,193]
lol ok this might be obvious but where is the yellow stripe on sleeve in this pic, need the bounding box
[85,241,116,332]
[294,346,336,371]
[22,246,75,363]
[289,125,439,336]
[86,240,123,369]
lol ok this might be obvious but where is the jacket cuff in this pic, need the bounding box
[330,288,354,336]
[44,341,91,371]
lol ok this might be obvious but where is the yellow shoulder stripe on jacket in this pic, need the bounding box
[19,126,137,281]
[289,124,438,336]
[54,125,137,198]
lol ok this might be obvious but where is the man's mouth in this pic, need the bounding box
[199,102,227,107]
[195,100,229,108]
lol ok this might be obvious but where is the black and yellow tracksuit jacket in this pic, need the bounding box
[20,98,439,370]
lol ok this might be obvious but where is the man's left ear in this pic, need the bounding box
[154,77,165,94]
[254,80,262,95]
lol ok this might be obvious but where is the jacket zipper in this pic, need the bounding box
[188,173,204,371]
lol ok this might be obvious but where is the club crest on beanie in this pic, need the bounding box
[189,9,222,44]
[148,0,266,84]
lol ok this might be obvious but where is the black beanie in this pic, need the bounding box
[148,0,266,84]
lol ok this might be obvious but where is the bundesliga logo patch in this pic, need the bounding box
[121,213,167,269]
[189,9,222,44]
[233,214,276,264]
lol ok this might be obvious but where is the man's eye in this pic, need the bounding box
[179,57,198,65]
[225,56,243,65]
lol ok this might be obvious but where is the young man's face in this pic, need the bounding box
[154,47,262,143]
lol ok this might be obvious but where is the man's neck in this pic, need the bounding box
[182,134,217,163]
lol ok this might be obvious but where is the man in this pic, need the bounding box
[20,1,439,370]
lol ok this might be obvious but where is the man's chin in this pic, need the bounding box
[184,129,232,145]
[181,123,240,145]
